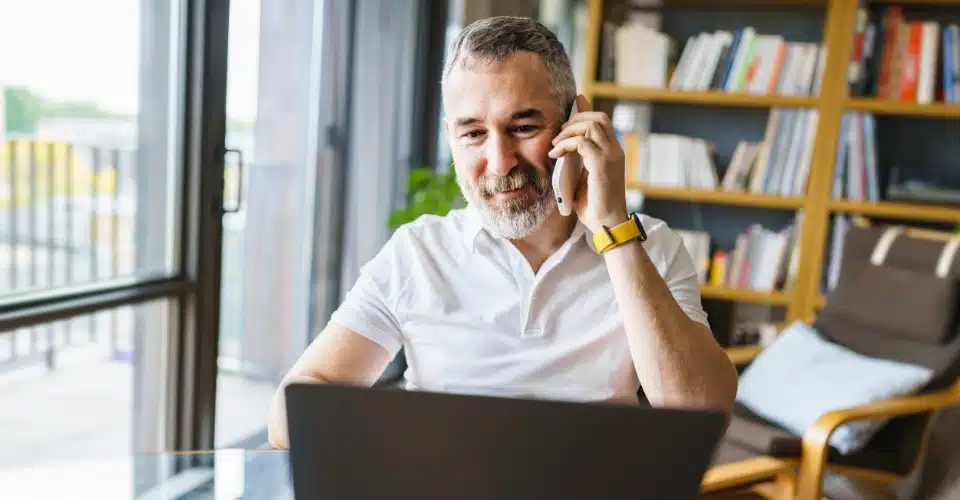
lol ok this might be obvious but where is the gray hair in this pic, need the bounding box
[441,16,576,111]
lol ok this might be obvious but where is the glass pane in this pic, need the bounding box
[0,0,184,300]
[0,299,173,472]
[215,0,320,448]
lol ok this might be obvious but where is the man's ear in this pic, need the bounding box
[441,117,456,147]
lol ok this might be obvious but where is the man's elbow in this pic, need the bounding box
[266,389,290,449]
[713,360,739,428]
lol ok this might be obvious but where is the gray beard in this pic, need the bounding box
[468,193,556,239]
[459,169,557,239]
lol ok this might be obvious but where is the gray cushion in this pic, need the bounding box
[828,260,960,344]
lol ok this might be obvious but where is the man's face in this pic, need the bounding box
[442,51,564,239]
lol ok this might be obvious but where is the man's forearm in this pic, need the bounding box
[603,239,737,413]
[267,373,330,449]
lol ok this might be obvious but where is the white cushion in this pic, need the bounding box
[735,321,935,455]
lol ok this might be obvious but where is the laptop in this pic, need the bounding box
[285,383,726,500]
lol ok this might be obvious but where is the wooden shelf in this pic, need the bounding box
[844,98,960,118]
[700,285,792,305]
[828,199,960,223]
[626,184,804,209]
[590,83,820,109]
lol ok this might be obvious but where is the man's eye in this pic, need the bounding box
[512,125,539,134]
[462,130,485,139]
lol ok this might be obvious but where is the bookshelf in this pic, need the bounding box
[626,183,805,209]
[580,0,960,335]
[591,82,821,108]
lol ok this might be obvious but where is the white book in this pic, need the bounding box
[917,22,940,104]
[777,44,802,95]
[698,31,733,90]
[797,43,820,95]
[681,33,711,90]
[791,111,820,196]
[615,22,670,88]
[669,35,698,89]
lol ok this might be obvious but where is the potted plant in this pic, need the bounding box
[388,163,464,230]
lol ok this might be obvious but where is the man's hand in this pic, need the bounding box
[548,94,629,232]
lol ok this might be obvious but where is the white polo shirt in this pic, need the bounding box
[329,207,709,404]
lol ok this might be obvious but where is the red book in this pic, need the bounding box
[899,22,923,101]
[877,7,902,99]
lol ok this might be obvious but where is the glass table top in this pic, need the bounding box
[1,449,292,499]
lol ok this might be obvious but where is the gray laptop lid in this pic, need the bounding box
[285,383,725,500]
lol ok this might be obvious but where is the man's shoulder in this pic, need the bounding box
[636,213,675,245]
[385,208,473,256]
[394,207,472,241]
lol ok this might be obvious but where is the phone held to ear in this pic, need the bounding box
[551,101,583,217]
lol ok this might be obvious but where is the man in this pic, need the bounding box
[267,16,737,449]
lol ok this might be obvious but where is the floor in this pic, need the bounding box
[0,341,275,472]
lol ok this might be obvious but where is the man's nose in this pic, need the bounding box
[485,135,518,176]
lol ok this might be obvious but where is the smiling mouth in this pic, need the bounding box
[492,185,533,197]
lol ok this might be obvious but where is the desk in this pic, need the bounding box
[0,449,292,499]
[3,449,791,499]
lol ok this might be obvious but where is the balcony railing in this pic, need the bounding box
[0,139,137,372]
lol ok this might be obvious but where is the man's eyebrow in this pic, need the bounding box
[511,108,543,120]
[454,109,545,127]
[454,117,479,127]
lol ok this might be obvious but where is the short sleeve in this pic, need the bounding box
[327,228,410,355]
[654,226,711,328]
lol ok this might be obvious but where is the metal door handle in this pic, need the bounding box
[224,148,244,213]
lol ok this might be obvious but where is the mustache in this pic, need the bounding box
[477,165,545,197]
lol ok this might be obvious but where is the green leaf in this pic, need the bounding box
[388,164,465,230]
[408,168,433,190]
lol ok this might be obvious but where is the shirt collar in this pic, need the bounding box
[462,206,592,253]
[462,206,487,251]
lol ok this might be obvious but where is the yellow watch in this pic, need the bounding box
[593,213,647,254]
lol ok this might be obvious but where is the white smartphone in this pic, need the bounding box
[551,101,583,217]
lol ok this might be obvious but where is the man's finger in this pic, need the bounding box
[547,135,604,172]
[554,119,613,148]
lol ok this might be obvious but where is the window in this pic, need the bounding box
[0,0,188,472]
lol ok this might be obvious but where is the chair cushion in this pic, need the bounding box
[726,404,802,457]
[735,321,935,455]
[728,403,915,474]
[711,439,763,466]
[828,260,960,344]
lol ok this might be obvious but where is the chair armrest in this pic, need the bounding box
[701,456,793,494]
[725,345,763,367]
[796,382,960,500]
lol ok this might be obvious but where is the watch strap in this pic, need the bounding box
[593,213,647,254]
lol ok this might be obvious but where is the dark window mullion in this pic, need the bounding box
[175,0,230,457]
[0,277,191,333]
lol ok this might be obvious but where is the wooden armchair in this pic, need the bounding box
[702,224,960,499]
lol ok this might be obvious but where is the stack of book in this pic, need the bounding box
[847,5,960,103]
[831,112,881,201]
[720,108,820,196]
[622,133,718,189]
[668,27,827,96]
[676,229,712,284]
[708,222,800,293]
